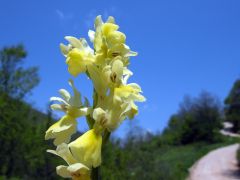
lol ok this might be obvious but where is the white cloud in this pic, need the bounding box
[55,9,74,21]
[56,9,64,19]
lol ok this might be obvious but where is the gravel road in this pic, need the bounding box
[188,144,240,180]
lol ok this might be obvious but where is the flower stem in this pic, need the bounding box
[91,89,111,180]
[91,167,100,180]
[103,130,111,145]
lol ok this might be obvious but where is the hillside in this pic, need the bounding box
[101,134,240,180]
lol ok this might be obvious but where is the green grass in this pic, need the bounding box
[102,135,240,180]
[154,136,240,180]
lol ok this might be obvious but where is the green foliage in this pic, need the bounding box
[0,94,62,179]
[0,44,39,99]
[163,92,223,145]
[0,44,61,179]
[225,79,240,132]
[225,80,240,104]
[101,133,239,180]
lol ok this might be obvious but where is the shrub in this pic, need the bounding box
[163,92,223,145]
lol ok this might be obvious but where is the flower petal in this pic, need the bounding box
[101,23,119,36]
[74,107,91,117]
[106,31,126,47]
[68,79,82,107]
[59,89,71,102]
[68,129,102,168]
[45,115,77,146]
[66,48,87,76]
[79,38,94,54]
[123,68,133,84]
[94,15,103,29]
[50,104,65,112]
[112,59,123,81]
[87,65,107,96]
[50,97,69,106]
[127,50,138,57]
[60,43,69,56]
[65,36,82,48]
[47,143,77,165]
[67,163,89,174]
[56,165,71,178]
[106,16,115,24]
[93,108,106,122]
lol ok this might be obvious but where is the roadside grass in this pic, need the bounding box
[154,136,240,180]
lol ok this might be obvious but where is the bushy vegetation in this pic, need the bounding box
[101,132,239,180]
[0,45,62,179]
[0,95,63,179]
[225,79,240,133]
[162,92,223,145]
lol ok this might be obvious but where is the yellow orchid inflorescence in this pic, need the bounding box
[45,15,145,180]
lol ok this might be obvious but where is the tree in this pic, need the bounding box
[0,45,61,179]
[163,92,223,144]
[224,79,240,132]
[0,96,62,179]
[0,44,39,99]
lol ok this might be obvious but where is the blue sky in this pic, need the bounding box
[1,0,240,137]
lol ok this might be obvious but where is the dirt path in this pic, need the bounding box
[220,130,240,138]
[220,122,240,138]
[188,144,240,180]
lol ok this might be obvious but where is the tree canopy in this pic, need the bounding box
[0,45,61,179]
[163,91,223,144]
[224,79,240,132]
[0,44,39,99]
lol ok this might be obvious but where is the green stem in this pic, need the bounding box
[91,89,111,179]
[103,130,111,145]
[91,131,111,180]
[87,89,98,129]
[86,114,94,129]
[91,89,100,180]
[91,167,100,180]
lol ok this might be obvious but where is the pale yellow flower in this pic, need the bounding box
[107,44,137,66]
[122,101,139,120]
[50,79,90,118]
[66,48,94,76]
[57,164,90,180]
[60,36,94,76]
[114,83,146,103]
[92,82,145,131]
[102,57,124,85]
[92,100,130,131]
[87,65,108,97]
[69,129,102,168]
[90,15,137,66]
[101,22,119,37]
[46,80,90,146]
[45,115,77,146]
[92,16,118,52]
[47,143,90,180]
